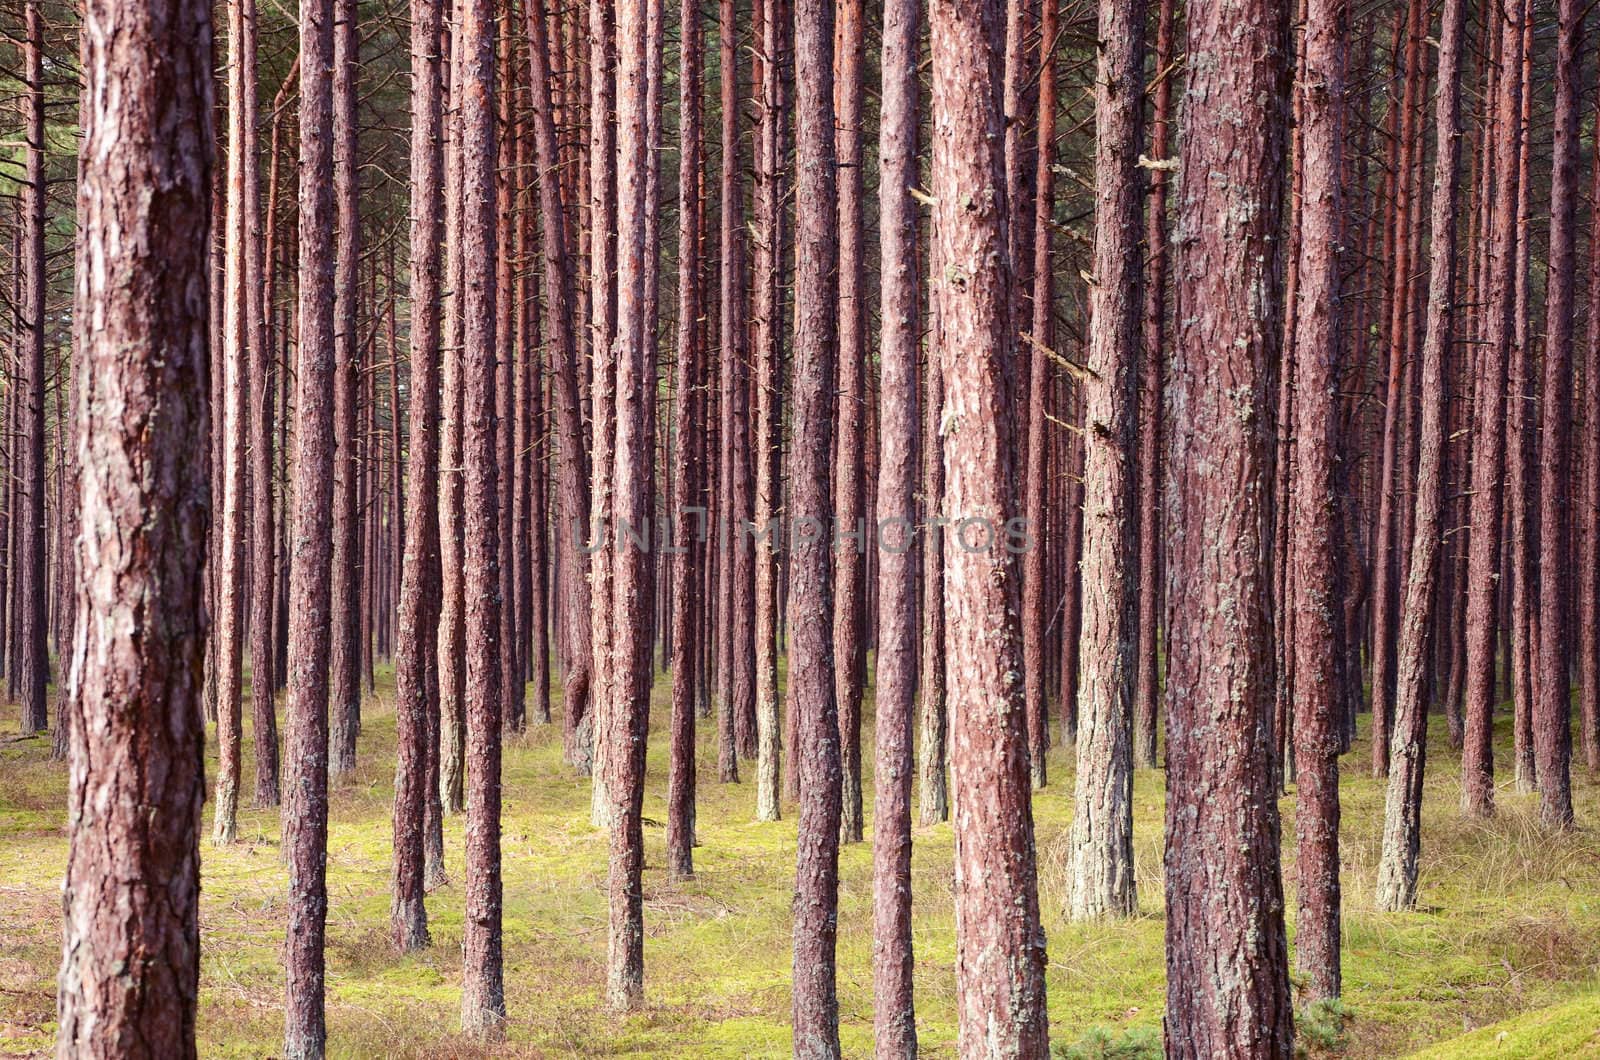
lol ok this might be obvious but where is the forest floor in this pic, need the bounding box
[1,664,1598,1058]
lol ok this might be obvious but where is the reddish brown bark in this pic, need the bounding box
[17,0,46,737]
[328,0,363,778]
[458,0,506,1032]
[714,0,744,785]
[918,280,948,825]
[870,0,919,1048]
[930,0,1050,1052]
[665,0,703,876]
[832,0,867,844]
[790,0,844,1050]
[603,0,653,1007]
[1582,94,1600,776]
[525,0,593,773]
[391,0,445,952]
[1533,0,1580,829]
[1461,0,1522,818]
[56,2,212,1050]
[1019,0,1057,793]
[1289,0,1351,987]
[249,12,282,809]
[1163,0,1294,1046]
[284,0,339,1043]
[1133,0,1174,770]
[213,0,254,845]
[1068,0,1144,923]
[752,0,787,823]
[1377,0,1466,913]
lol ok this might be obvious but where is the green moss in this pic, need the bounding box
[1,667,1597,1057]
[1403,989,1600,1058]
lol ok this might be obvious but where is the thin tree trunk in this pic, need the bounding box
[665,0,704,875]
[1133,0,1174,770]
[392,0,445,951]
[439,11,469,814]
[1067,0,1144,923]
[249,10,283,810]
[1461,0,1522,818]
[603,0,653,1007]
[833,0,867,844]
[328,0,363,778]
[790,0,844,1050]
[1289,0,1351,991]
[526,0,594,774]
[458,0,506,1032]
[752,0,787,824]
[1163,0,1294,1046]
[213,0,255,845]
[871,0,919,1047]
[917,241,949,826]
[1533,0,1580,828]
[1580,93,1600,776]
[17,0,47,737]
[1378,0,1466,912]
[1020,0,1058,792]
[57,4,212,1049]
[283,0,340,1043]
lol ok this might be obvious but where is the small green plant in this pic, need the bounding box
[1297,997,1350,1057]
[1053,1024,1163,1060]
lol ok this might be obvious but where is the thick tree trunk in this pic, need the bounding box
[870,0,919,1049]
[392,0,445,952]
[1163,0,1294,1048]
[1533,0,1580,829]
[790,0,844,1051]
[930,0,1051,1052]
[458,0,506,1033]
[56,5,212,1050]
[1289,0,1352,990]
[1067,0,1144,923]
[665,0,703,875]
[283,0,340,1045]
[833,0,867,845]
[328,0,363,778]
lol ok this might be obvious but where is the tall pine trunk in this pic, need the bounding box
[790,0,844,1050]
[870,0,920,1048]
[930,0,1051,1050]
[1067,0,1144,923]
[1163,0,1294,1047]
[391,0,446,951]
[283,0,340,1043]
[56,2,212,1049]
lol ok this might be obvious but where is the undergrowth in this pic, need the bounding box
[0,662,1596,1057]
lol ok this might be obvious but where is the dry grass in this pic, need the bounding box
[0,665,1596,1057]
